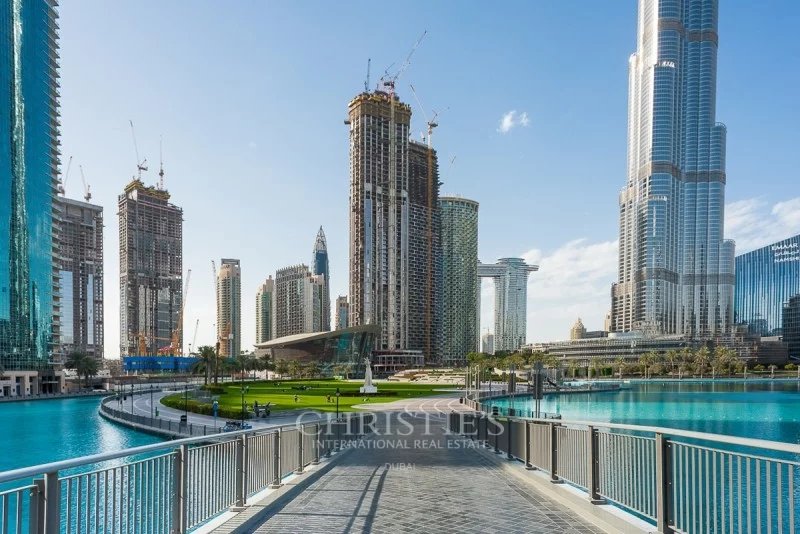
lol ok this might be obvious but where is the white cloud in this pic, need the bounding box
[497,110,530,134]
[725,197,800,253]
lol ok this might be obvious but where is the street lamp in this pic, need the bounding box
[240,385,249,426]
[184,384,189,421]
[150,386,154,420]
[130,383,134,414]
[335,387,341,421]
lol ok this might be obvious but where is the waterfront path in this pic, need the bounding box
[213,397,606,534]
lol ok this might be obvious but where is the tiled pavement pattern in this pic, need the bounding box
[249,414,605,534]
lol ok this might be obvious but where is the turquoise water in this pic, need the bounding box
[486,380,800,444]
[0,396,161,472]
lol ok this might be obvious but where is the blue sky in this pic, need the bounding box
[57,1,800,357]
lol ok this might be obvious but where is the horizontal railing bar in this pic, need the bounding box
[473,411,800,455]
[58,451,177,481]
[0,485,35,497]
[0,414,332,484]
[670,440,800,467]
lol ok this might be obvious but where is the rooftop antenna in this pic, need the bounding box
[364,58,371,93]
[79,165,91,202]
[58,155,72,196]
[158,135,165,190]
[129,120,148,180]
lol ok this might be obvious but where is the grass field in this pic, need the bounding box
[162,380,452,416]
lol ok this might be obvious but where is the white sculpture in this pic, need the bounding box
[360,357,378,394]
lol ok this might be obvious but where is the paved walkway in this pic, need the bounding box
[235,412,604,534]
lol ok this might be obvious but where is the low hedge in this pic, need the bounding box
[201,385,226,395]
[161,395,247,419]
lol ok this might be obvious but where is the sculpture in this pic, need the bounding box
[360,357,378,394]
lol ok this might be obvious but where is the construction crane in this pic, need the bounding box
[169,268,191,356]
[380,30,427,93]
[408,83,443,147]
[158,136,165,190]
[129,120,148,180]
[58,156,72,196]
[79,165,91,202]
[189,318,199,355]
[364,58,371,93]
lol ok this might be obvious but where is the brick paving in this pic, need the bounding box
[247,413,605,534]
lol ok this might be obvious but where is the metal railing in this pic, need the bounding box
[448,412,800,534]
[99,396,223,437]
[0,413,371,534]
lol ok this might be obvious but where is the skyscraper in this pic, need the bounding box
[347,90,411,353]
[255,276,274,344]
[407,140,442,362]
[612,0,734,337]
[217,259,241,358]
[335,296,349,330]
[1,0,61,379]
[58,197,104,362]
[440,196,479,364]
[273,264,324,338]
[119,179,183,356]
[734,235,800,336]
[312,227,330,331]
[481,332,494,355]
[784,295,800,361]
[479,258,538,352]
[347,90,442,361]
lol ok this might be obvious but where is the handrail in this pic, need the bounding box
[0,411,336,484]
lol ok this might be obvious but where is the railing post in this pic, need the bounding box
[588,426,603,503]
[493,418,501,454]
[506,419,513,460]
[549,423,560,483]
[29,479,43,534]
[172,444,188,534]
[311,423,321,465]
[524,422,533,469]
[233,435,246,509]
[295,428,304,474]
[42,471,59,534]
[270,430,282,488]
[655,433,673,533]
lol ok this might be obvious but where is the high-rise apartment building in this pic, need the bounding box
[440,196,479,364]
[312,227,331,331]
[734,235,800,336]
[479,258,538,352]
[335,296,349,330]
[347,90,442,361]
[611,0,734,337]
[255,277,274,344]
[119,180,183,356]
[273,265,324,338]
[217,259,241,358]
[481,333,494,355]
[1,0,61,380]
[58,197,104,362]
[407,140,442,362]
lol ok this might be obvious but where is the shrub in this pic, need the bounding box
[753,364,766,372]
[785,363,797,371]
[161,395,247,419]
[202,385,226,395]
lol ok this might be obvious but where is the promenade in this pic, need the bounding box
[212,396,608,534]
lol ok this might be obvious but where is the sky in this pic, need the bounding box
[56,1,800,358]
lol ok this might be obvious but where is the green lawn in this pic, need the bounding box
[162,379,451,416]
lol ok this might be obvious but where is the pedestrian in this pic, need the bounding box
[294,394,299,403]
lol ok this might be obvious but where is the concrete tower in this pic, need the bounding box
[255,276,274,344]
[312,227,331,331]
[479,258,538,353]
[216,259,241,358]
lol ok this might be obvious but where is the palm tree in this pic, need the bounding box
[665,350,680,376]
[65,351,99,388]
[639,351,658,380]
[712,346,735,378]
[614,357,626,379]
[679,348,695,379]
[275,360,289,378]
[567,359,579,379]
[693,347,711,379]
[194,346,216,385]
[287,360,302,378]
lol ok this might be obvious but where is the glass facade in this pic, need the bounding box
[734,234,800,336]
[612,0,734,337]
[0,0,60,370]
[478,258,538,353]
[784,296,800,361]
[312,227,330,331]
[440,197,479,365]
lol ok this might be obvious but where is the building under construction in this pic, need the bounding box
[57,197,104,362]
[216,258,241,358]
[347,90,441,362]
[118,179,183,356]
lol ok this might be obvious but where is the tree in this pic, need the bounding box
[712,346,735,377]
[614,357,626,379]
[287,360,302,378]
[679,348,695,379]
[567,359,579,379]
[639,351,658,379]
[194,346,216,385]
[693,347,711,379]
[665,350,680,375]
[65,351,99,388]
[275,360,289,378]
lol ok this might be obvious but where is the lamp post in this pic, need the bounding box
[150,386,154,420]
[335,387,340,421]
[184,384,188,421]
[130,383,134,414]
[212,399,219,429]
[240,385,249,426]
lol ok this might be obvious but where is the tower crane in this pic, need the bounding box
[58,156,72,196]
[79,165,92,202]
[129,120,148,180]
[158,136,165,190]
[364,58,371,93]
[189,318,200,355]
[380,30,427,94]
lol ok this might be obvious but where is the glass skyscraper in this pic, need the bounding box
[479,258,538,353]
[312,227,330,331]
[0,0,60,370]
[734,234,800,336]
[612,0,734,337]
[440,197,479,365]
